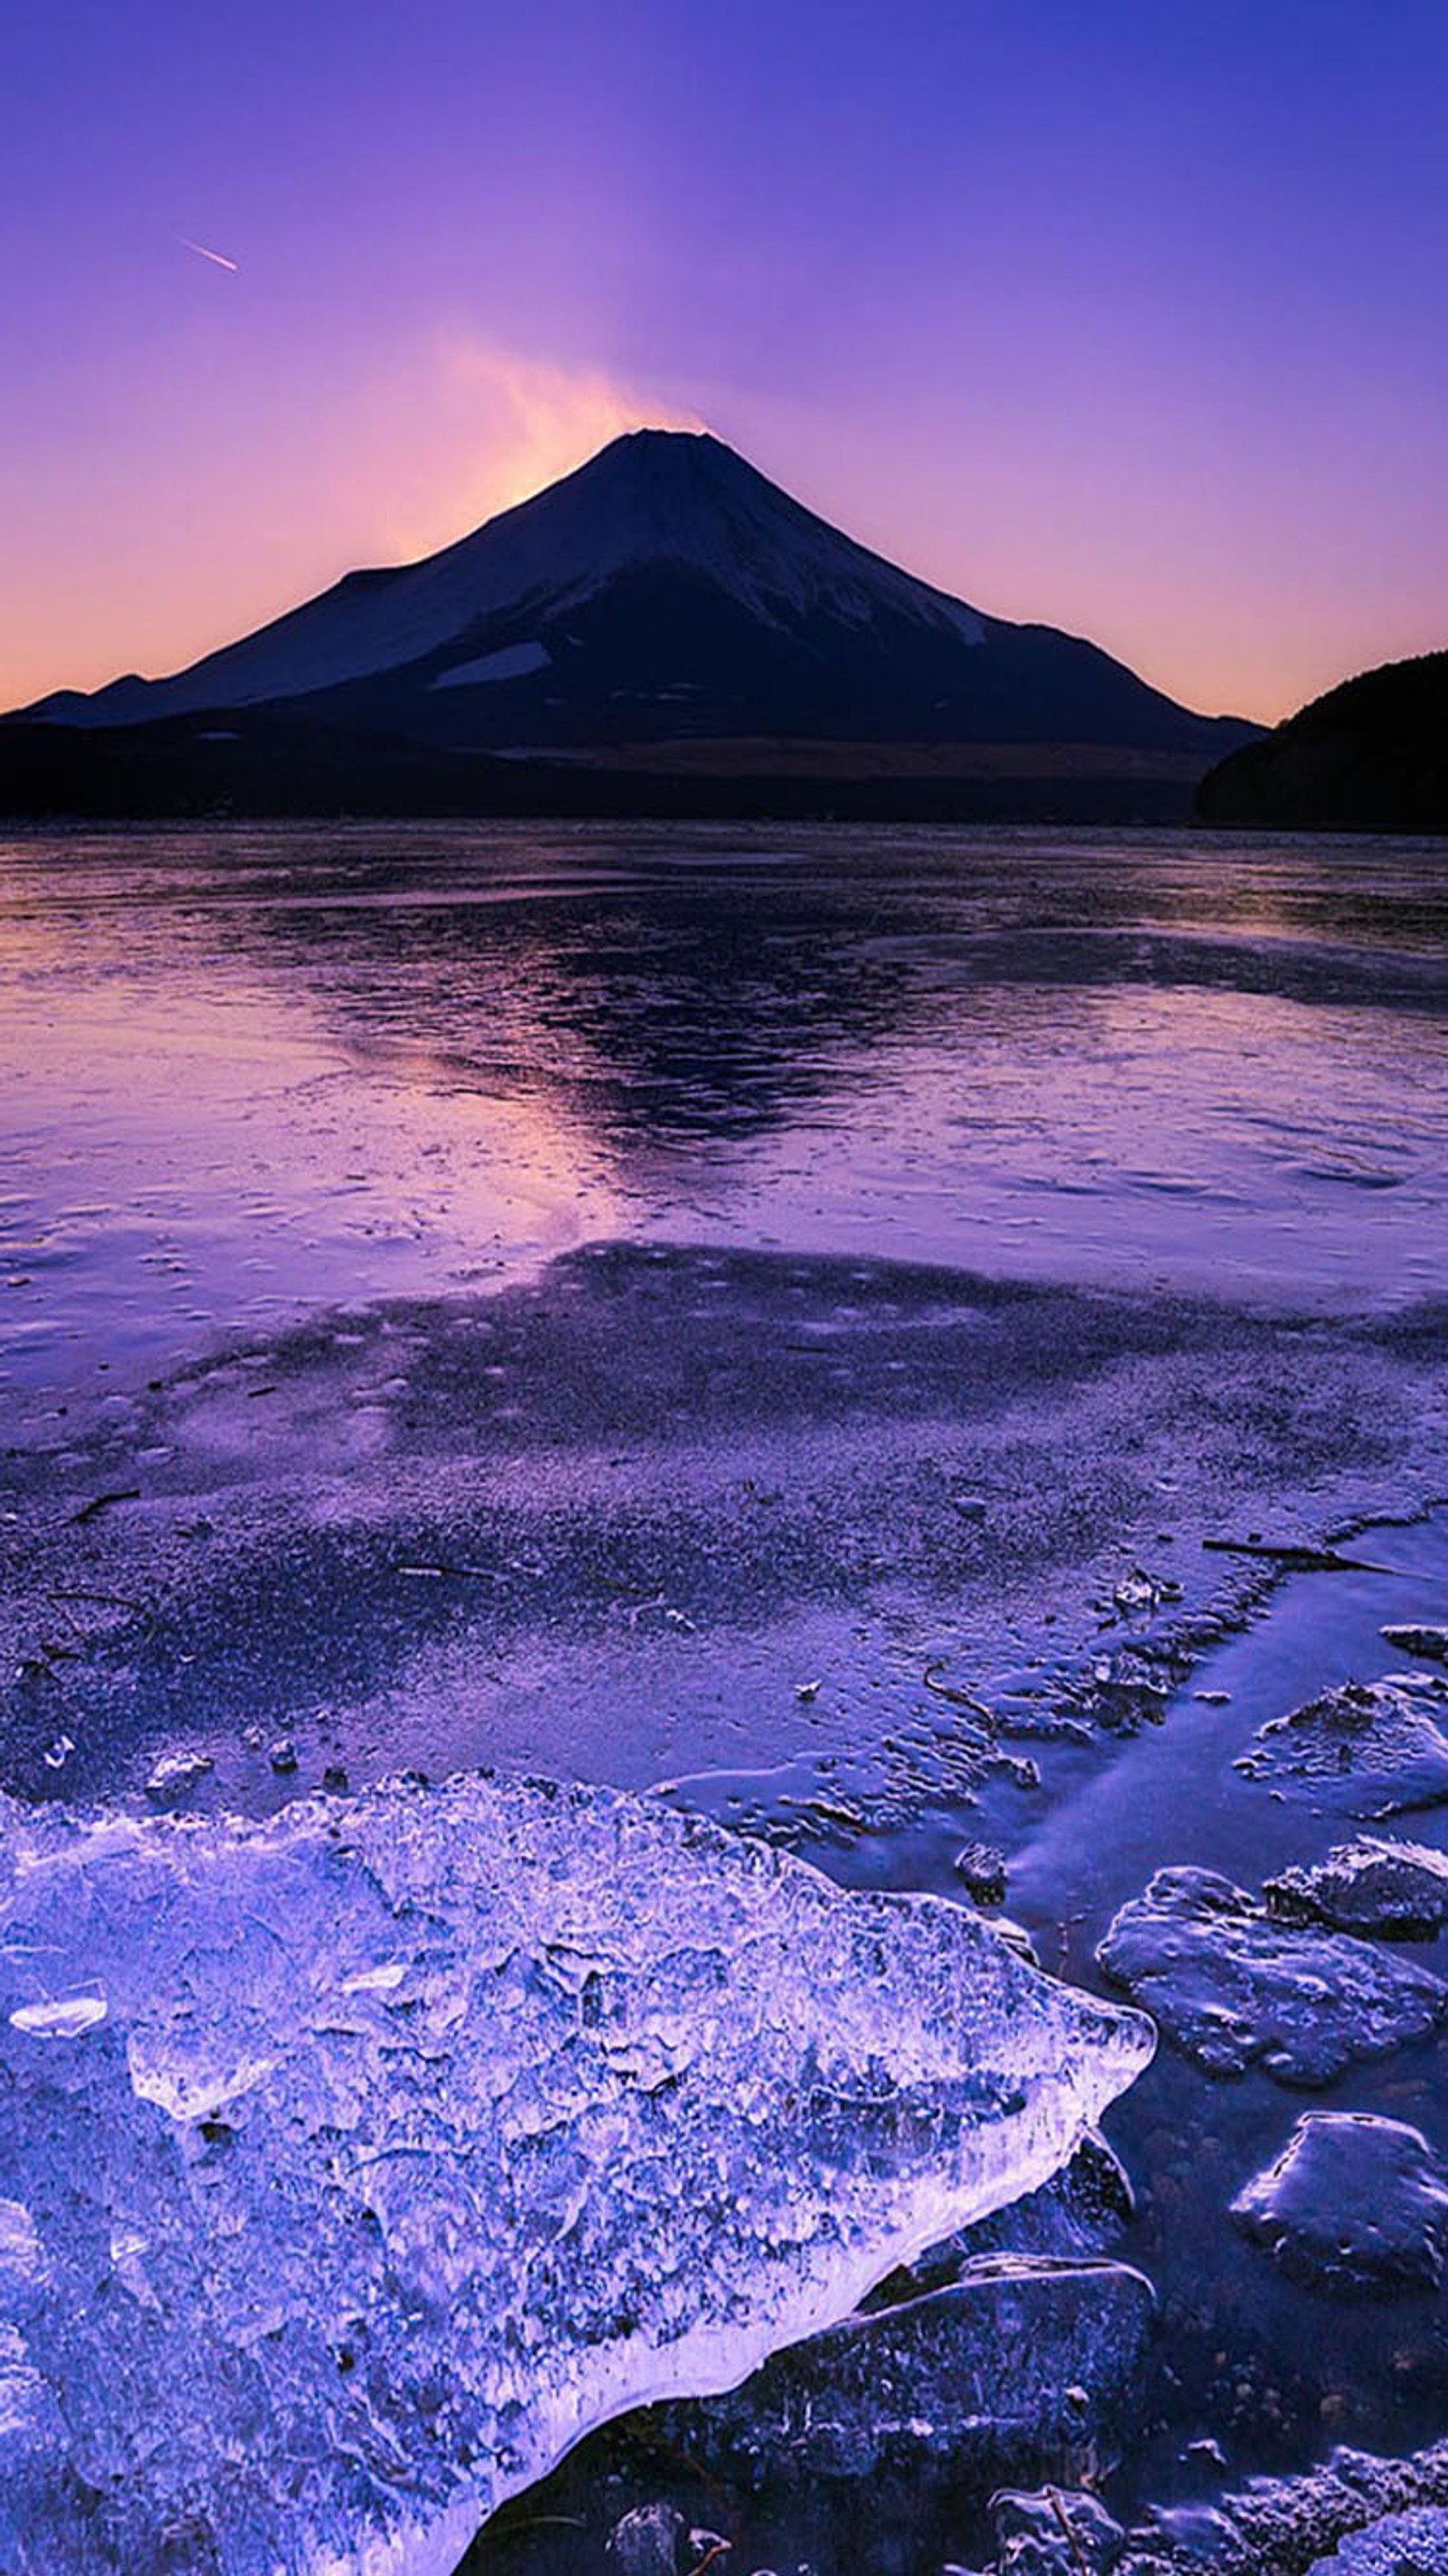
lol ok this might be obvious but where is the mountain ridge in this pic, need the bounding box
[5,428,1260,816]
[16,429,1246,744]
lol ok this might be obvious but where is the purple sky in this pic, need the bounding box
[4,0,1445,722]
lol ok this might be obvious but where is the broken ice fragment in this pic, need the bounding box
[1098,1867,1447,2083]
[8,1993,107,2040]
[0,1770,1151,2575]
[145,1747,214,1800]
[1113,1567,1164,1617]
[954,1840,1009,1905]
[1233,2113,1448,2297]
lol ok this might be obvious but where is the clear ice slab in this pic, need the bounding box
[0,1771,1152,2576]
[644,2251,1156,2489]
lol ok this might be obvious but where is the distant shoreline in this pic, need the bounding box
[0,717,1220,825]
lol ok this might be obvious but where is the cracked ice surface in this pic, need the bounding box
[0,1772,1152,2576]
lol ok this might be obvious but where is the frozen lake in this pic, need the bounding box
[5,822,1448,2575]
[3,823,1447,1422]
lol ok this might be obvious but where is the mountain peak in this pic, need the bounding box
[29,428,989,726]
[15,429,1251,767]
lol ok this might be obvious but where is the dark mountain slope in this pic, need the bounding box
[1197,651,1448,831]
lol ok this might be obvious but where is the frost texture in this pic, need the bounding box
[0,1772,1151,2576]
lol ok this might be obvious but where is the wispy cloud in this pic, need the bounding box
[377,338,704,559]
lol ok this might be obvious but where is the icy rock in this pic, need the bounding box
[1309,2508,1448,2572]
[0,1771,1151,2576]
[647,2255,1155,2489]
[1382,1627,1448,1666]
[1116,2441,1448,2573]
[1097,1868,1448,2083]
[991,2485,1126,2572]
[1232,2112,1448,2296]
[955,1842,1009,1906]
[144,1747,214,1800]
[1264,1838,1448,1940]
[608,2501,687,2575]
[1234,1676,1448,1818]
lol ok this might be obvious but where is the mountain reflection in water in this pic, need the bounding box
[2,823,1446,1408]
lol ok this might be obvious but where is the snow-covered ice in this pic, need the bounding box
[0,1770,1150,2575]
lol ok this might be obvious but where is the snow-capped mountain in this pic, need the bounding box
[16,431,1247,759]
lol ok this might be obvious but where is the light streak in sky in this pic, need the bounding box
[179,237,239,273]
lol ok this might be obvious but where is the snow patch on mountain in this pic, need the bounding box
[431,640,552,690]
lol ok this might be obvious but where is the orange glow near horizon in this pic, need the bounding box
[6,5,1448,731]
[2,328,1441,730]
[0,340,707,713]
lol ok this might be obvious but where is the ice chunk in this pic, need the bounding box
[1265,1837,1448,1940]
[1382,1626,1448,1666]
[1232,2113,1448,2295]
[954,1840,1009,1905]
[1234,1675,1448,1817]
[0,1771,1151,2575]
[1098,1867,1448,2083]
[648,2253,1154,2490]
[8,1991,108,2039]
[145,1747,214,1800]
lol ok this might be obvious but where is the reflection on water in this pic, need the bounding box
[2,822,1446,1401]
